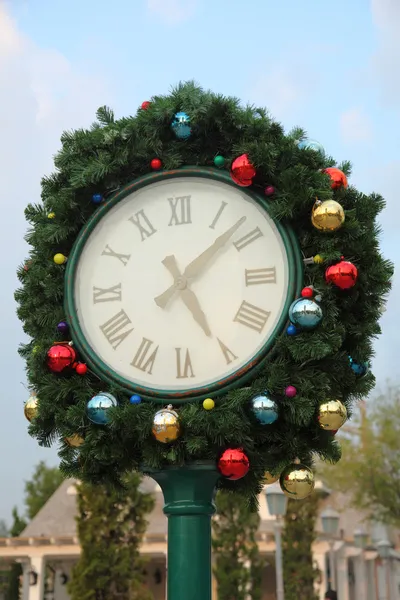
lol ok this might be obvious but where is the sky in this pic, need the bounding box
[0,0,399,521]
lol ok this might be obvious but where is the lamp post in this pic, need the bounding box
[265,482,288,600]
[321,507,340,591]
[377,539,391,600]
[354,527,369,600]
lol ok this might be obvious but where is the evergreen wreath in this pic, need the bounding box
[16,82,393,507]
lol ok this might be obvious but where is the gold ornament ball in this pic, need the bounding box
[24,394,38,422]
[65,434,84,448]
[313,254,324,264]
[318,399,347,431]
[203,398,215,410]
[280,464,315,499]
[311,200,345,232]
[152,406,181,444]
[53,253,67,265]
[47,212,56,219]
[263,471,279,485]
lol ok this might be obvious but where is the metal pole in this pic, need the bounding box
[359,552,368,600]
[381,559,389,600]
[274,518,284,600]
[150,462,220,600]
[329,540,336,590]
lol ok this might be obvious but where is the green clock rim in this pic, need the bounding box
[64,167,303,404]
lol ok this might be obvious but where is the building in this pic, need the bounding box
[0,478,399,600]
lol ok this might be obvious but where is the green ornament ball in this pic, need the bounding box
[214,155,225,168]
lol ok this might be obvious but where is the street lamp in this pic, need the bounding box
[265,483,288,600]
[321,507,340,591]
[354,527,369,599]
[377,540,391,600]
[354,527,368,550]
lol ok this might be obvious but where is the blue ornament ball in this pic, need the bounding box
[251,394,279,425]
[86,392,117,425]
[349,356,369,377]
[171,111,191,140]
[92,193,103,204]
[289,298,323,329]
[287,324,297,336]
[129,394,142,405]
[298,138,324,153]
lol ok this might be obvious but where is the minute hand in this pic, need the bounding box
[182,216,246,279]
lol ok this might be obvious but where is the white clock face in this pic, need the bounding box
[73,176,292,396]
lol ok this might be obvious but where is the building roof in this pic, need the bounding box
[20,476,167,539]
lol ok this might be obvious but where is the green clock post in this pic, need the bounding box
[151,463,220,600]
[17,83,391,600]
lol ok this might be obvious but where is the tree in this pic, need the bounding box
[4,508,27,600]
[212,490,262,600]
[16,81,392,506]
[282,494,320,600]
[24,460,64,520]
[1,462,61,600]
[67,472,154,600]
[322,385,400,527]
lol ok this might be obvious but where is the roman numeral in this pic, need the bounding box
[101,245,131,266]
[209,201,227,229]
[131,338,159,375]
[128,209,157,241]
[245,267,276,286]
[100,309,133,349]
[168,195,192,226]
[175,348,195,379]
[233,227,263,251]
[233,301,270,333]
[93,283,122,304]
[217,338,238,365]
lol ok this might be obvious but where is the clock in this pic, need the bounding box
[65,168,302,402]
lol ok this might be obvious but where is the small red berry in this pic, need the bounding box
[301,286,314,298]
[75,363,88,376]
[150,158,162,171]
[141,101,151,110]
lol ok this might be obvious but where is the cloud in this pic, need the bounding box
[0,3,111,518]
[370,0,400,108]
[250,65,317,122]
[146,0,197,24]
[339,108,373,144]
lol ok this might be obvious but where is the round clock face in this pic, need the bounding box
[69,172,299,399]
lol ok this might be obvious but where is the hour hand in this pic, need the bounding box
[154,256,180,308]
[180,288,211,337]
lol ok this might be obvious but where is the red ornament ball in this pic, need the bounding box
[324,167,348,190]
[264,185,275,197]
[217,448,250,480]
[301,286,314,298]
[75,363,88,376]
[325,259,358,290]
[150,158,162,171]
[46,344,77,373]
[230,154,256,187]
[141,101,151,110]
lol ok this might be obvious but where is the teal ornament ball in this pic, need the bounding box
[86,392,117,425]
[349,356,369,377]
[214,155,225,167]
[289,298,323,329]
[171,111,191,140]
[298,138,324,153]
[251,394,279,425]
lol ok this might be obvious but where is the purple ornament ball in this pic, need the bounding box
[57,321,69,334]
[265,185,275,197]
[285,385,297,398]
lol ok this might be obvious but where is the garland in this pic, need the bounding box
[16,82,392,506]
